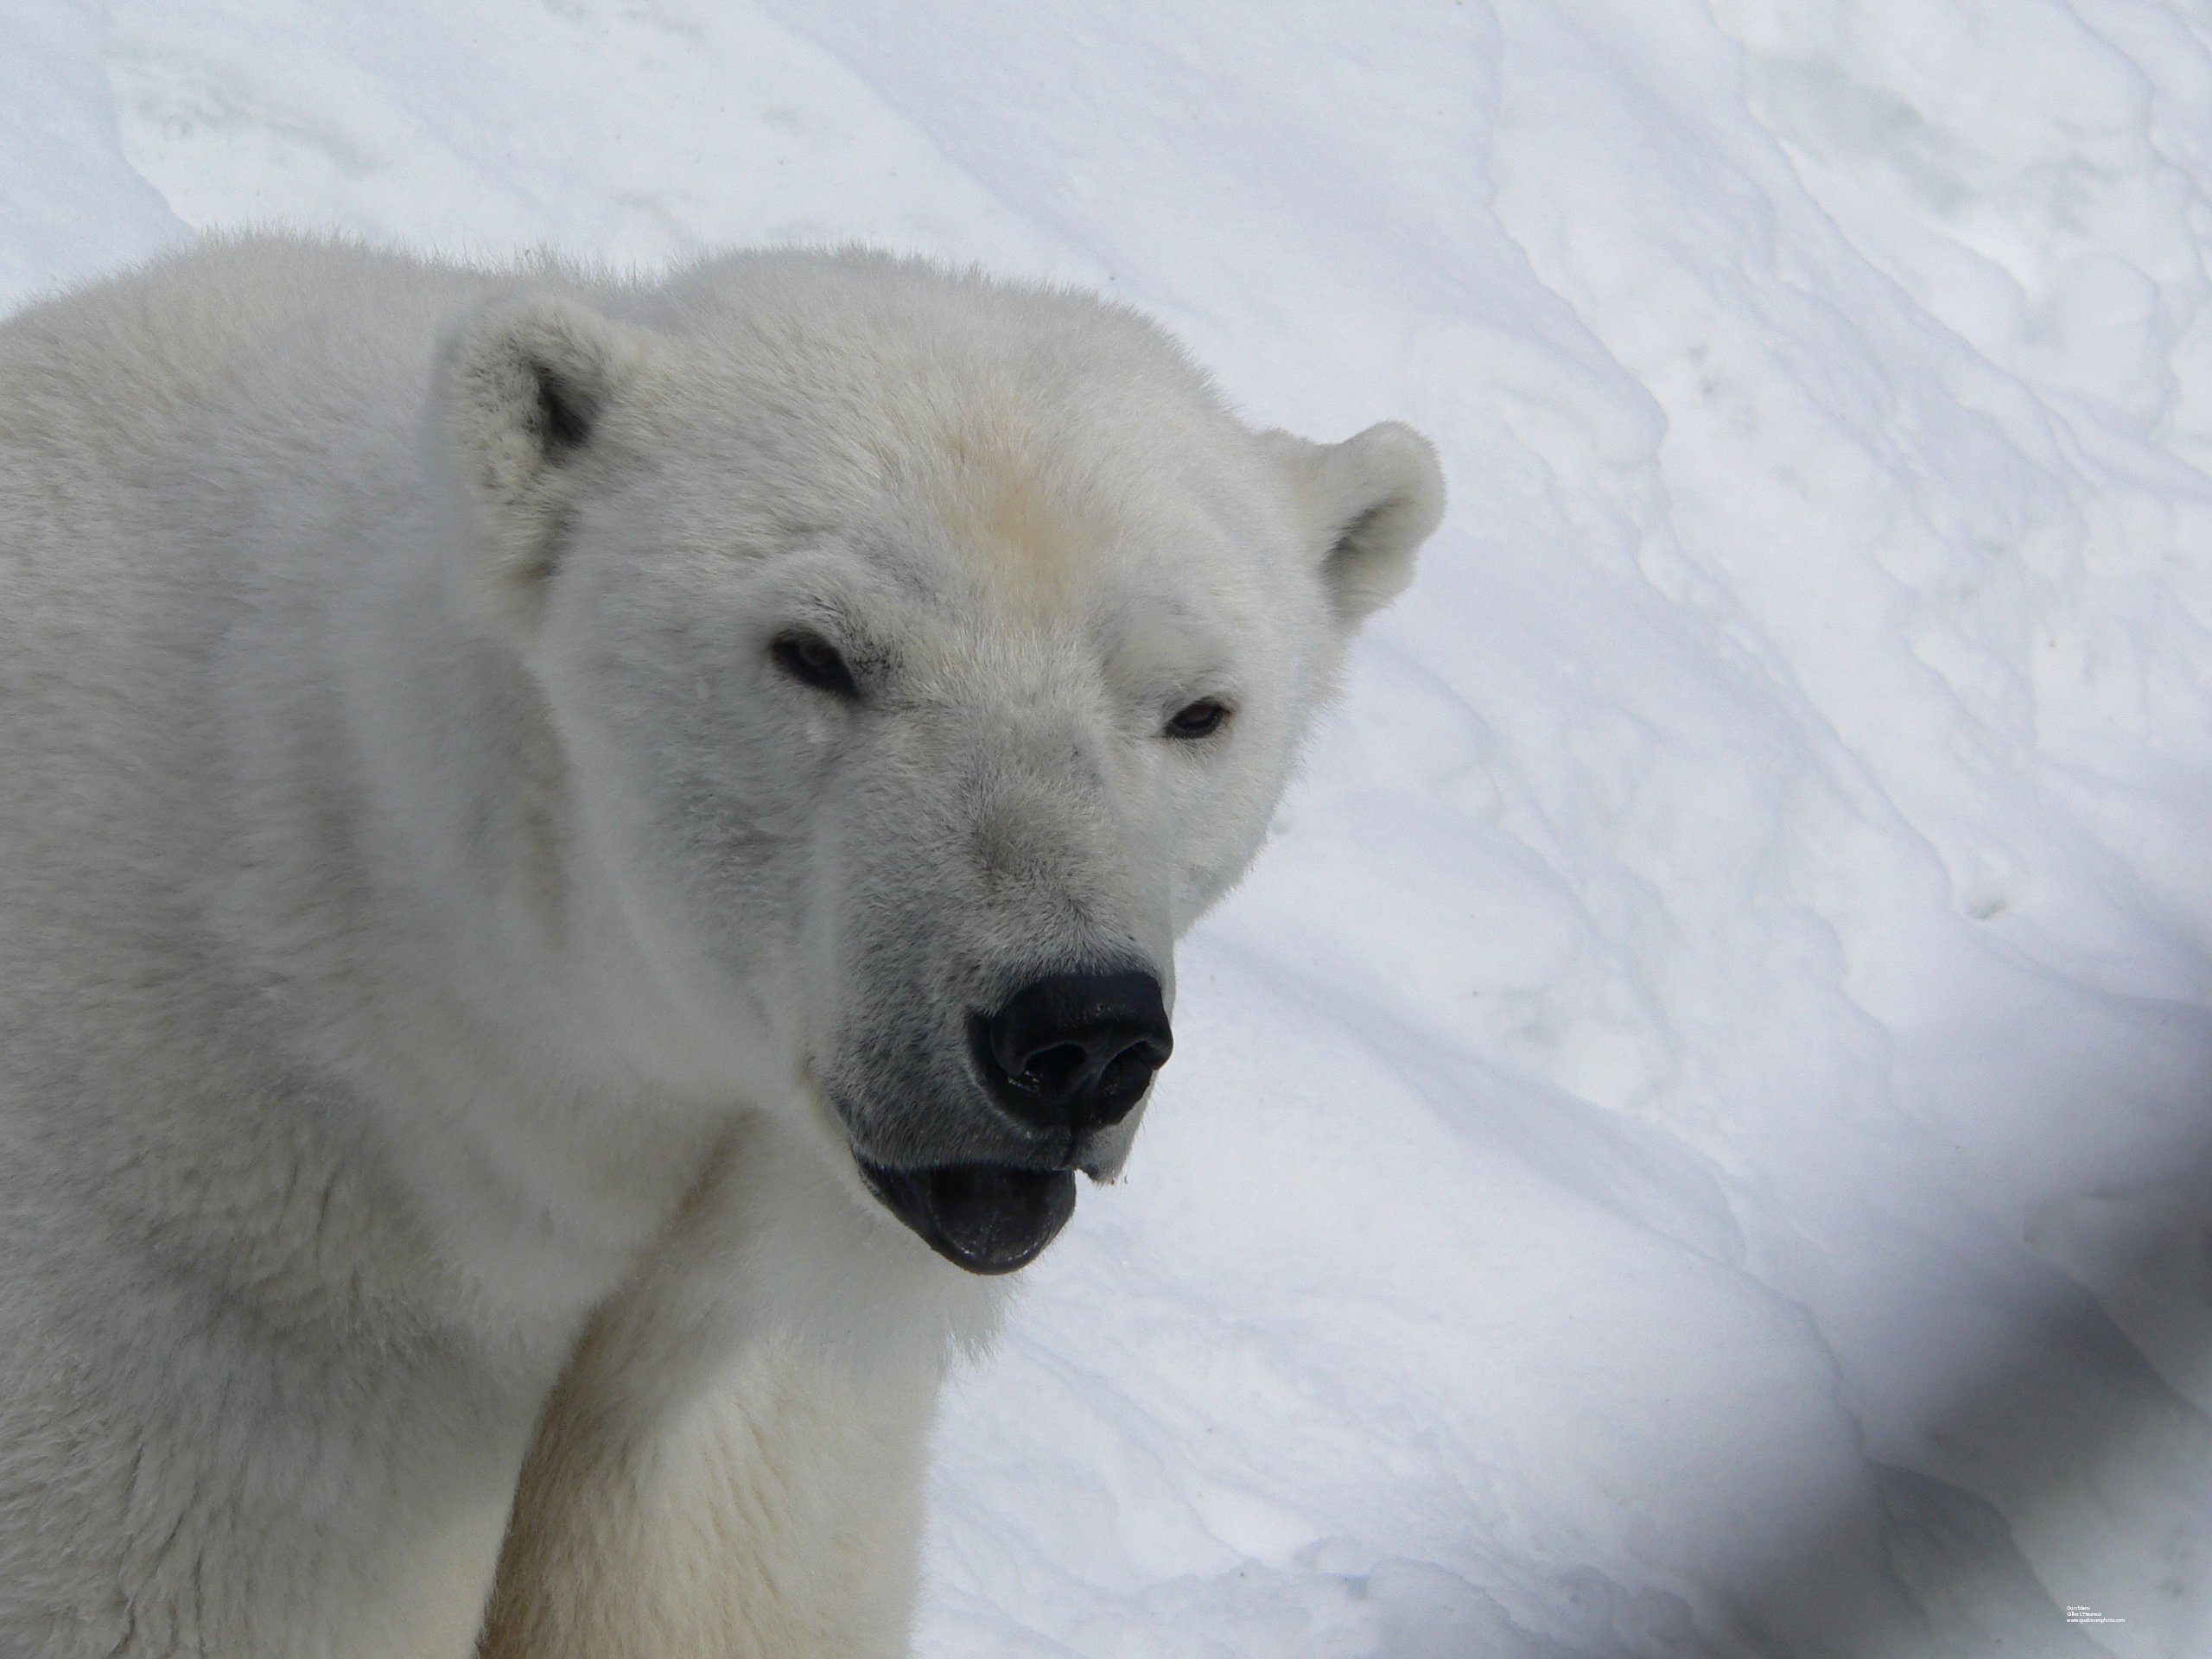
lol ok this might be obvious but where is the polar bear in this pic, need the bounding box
[0,236,1443,1656]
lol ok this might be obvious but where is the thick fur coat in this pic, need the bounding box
[0,237,1443,1656]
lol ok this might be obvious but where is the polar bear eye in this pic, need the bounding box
[771,632,859,700]
[1164,699,1231,740]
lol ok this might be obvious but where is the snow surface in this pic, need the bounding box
[6,0,2212,1652]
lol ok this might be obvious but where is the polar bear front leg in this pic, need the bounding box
[480,1325,938,1659]
[478,1116,969,1659]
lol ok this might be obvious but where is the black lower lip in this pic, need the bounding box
[856,1159,1077,1275]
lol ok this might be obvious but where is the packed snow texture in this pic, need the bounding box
[6,0,2211,1653]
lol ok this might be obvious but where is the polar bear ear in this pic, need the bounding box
[433,292,662,632]
[1268,422,1446,628]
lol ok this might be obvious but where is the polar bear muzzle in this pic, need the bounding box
[852,969,1173,1274]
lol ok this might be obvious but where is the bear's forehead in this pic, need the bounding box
[655,275,1280,626]
[734,384,1243,620]
[912,420,1127,616]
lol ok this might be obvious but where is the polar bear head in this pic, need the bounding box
[431,252,1443,1275]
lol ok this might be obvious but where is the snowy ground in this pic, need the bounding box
[8,0,2212,1653]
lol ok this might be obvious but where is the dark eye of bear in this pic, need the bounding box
[771,632,859,699]
[1165,699,1230,740]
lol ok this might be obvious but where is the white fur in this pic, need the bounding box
[0,235,1443,1656]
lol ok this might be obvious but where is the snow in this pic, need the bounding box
[6,0,2211,1651]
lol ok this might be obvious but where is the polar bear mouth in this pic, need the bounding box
[855,1159,1078,1275]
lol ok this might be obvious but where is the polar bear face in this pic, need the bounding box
[434,255,1443,1274]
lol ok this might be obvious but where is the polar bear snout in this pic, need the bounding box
[969,969,1173,1140]
[842,970,1172,1275]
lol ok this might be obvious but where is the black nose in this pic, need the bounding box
[971,970,1173,1137]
